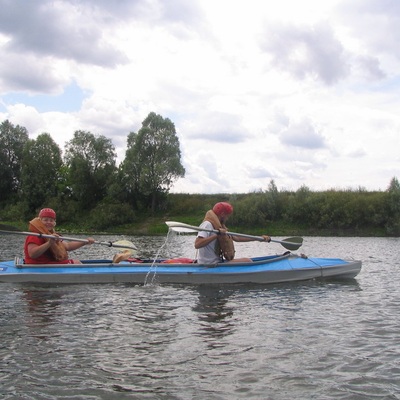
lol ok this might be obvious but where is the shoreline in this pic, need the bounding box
[0,219,391,238]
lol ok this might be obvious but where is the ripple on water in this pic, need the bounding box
[1,237,400,399]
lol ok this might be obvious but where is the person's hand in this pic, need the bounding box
[262,235,271,242]
[86,237,95,245]
[218,228,227,235]
[49,234,62,243]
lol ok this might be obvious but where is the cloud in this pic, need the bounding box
[186,112,251,143]
[353,55,386,81]
[247,166,275,180]
[261,22,350,85]
[279,119,327,149]
[0,0,128,67]
[347,148,367,158]
[337,0,400,61]
[0,53,67,93]
[6,103,45,134]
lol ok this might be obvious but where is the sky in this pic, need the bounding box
[0,0,399,194]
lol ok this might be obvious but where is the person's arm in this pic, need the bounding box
[27,241,52,258]
[63,237,95,251]
[232,235,271,243]
[195,227,228,249]
[195,234,218,249]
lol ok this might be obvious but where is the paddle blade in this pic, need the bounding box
[165,221,199,234]
[165,221,188,228]
[113,249,134,263]
[279,237,303,251]
[112,240,138,255]
[168,226,197,234]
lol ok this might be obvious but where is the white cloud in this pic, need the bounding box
[0,0,399,193]
[261,22,350,85]
[279,118,327,149]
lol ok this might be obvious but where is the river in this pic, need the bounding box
[0,233,399,399]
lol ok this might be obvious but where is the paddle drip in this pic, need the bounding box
[144,231,173,285]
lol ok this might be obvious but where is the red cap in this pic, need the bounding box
[39,208,56,219]
[212,202,233,215]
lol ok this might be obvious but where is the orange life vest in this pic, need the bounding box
[203,210,235,261]
[28,218,68,261]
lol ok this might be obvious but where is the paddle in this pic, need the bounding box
[165,221,303,251]
[0,229,137,251]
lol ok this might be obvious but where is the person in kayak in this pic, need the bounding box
[194,202,271,264]
[24,208,95,264]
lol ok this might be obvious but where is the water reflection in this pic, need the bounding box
[190,279,363,351]
[20,288,64,339]
[191,286,236,348]
[193,286,234,321]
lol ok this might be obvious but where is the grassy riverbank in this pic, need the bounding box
[108,218,386,237]
[70,215,387,237]
[1,214,388,237]
[1,186,398,237]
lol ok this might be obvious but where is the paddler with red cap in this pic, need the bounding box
[24,208,95,264]
[194,202,270,264]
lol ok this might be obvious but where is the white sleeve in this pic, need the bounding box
[197,221,213,238]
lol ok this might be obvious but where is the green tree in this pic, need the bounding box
[0,120,29,203]
[121,112,185,212]
[20,133,63,213]
[64,130,117,210]
[386,176,400,235]
[263,179,282,221]
[285,185,313,226]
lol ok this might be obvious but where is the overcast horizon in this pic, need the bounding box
[1,0,399,194]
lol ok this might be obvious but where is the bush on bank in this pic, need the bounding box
[1,181,399,237]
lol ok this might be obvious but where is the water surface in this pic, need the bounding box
[1,234,399,399]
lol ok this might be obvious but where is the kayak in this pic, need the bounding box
[0,253,361,284]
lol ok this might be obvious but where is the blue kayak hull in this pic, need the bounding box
[0,254,362,284]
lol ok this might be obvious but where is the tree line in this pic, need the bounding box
[166,178,400,236]
[0,113,185,229]
[1,116,399,235]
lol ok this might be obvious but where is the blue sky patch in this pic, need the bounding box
[1,81,87,113]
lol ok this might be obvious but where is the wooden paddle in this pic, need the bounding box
[0,229,137,251]
[165,221,303,251]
